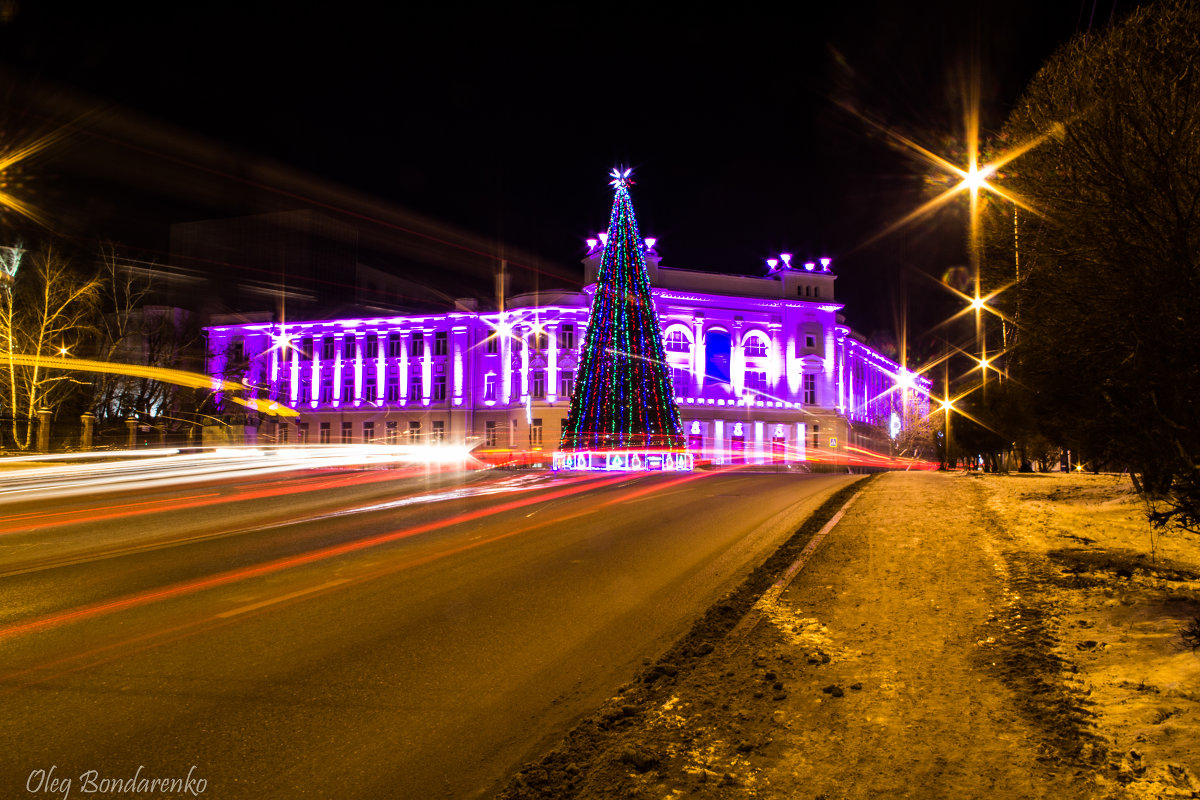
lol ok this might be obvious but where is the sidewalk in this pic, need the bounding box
[501,471,1200,799]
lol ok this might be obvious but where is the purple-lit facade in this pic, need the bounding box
[205,244,930,464]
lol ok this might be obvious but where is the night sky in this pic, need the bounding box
[1,1,1122,347]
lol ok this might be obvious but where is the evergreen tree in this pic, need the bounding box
[560,170,685,451]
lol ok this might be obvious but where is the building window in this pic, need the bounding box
[412,332,425,357]
[434,331,448,356]
[344,334,356,359]
[341,421,352,443]
[301,336,314,358]
[664,329,690,352]
[387,333,402,358]
[364,368,378,402]
[298,422,309,444]
[385,420,398,444]
[322,337,335,360]
[484,373,496,401]
[408,420,421,441]
[485,420,498,447]
[532,332,548,351]
[803,372,817,404]
[365,333,378,358]
[278,423,289,444]
[560,325,575,350]
[811,423,820,449]
[432,420,445,442]
[320,371,334,403]
[385,370,400,402]
[297,377,311,404]
[672,366,689,394]
[814,286,820,298]
[486,333,499,354]
[530,418,543,446]
[341,376,354,402]
[744,336,768,358]
[433,374,447,401]
[409,372,423,402]
[745,369,767,396]
[362,421,375,443]
[559,370,574,398]
[805,334,817,349]
[319,422,331,444]
[531,370,546,398]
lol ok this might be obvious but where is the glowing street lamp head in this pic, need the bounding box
[978,357,989,370]
[962,166,992,192]
[970,296,986,311]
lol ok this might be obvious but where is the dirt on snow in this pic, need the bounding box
[497,471,1200,800]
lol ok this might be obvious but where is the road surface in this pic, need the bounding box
[0,455,854,799]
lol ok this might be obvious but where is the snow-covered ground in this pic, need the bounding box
[981,472,1200,798]
[499,471,1200,799]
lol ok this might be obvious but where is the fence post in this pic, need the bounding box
[36,409,52,452]
[80,412,95,451]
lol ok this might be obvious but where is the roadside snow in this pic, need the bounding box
[499,472,1200,800]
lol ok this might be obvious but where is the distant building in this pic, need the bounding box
[206,241,931,465]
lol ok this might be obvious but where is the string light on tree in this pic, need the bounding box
[556,168,689,470]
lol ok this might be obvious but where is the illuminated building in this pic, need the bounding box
[206,241,931,466]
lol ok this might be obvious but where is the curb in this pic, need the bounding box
[728,485,865,640]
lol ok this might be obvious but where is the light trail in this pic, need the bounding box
[0,472,648,692]
[0,472,627,643]
[0,445,479,505]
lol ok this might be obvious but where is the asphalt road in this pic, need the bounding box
[0,458,854,799]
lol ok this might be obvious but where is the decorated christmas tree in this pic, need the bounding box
[560,169,686,452]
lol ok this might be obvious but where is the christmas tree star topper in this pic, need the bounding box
[608,167,634,188]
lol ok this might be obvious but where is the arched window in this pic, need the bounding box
[704,329,731,386]
[664,328,691,352]
[743,333,769,358]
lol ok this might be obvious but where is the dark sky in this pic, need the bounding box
[1,0,1122,343]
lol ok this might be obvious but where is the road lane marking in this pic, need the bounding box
[216,579,350,618]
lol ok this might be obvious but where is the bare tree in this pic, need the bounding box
[89,247,200,431]
[988,0,1200,529]
[0,247,101,449]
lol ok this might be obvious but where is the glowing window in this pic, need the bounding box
[744,336,768,358]
[803,373,817,405]
[664,329,691,352]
